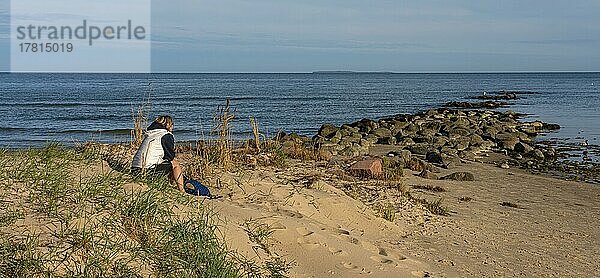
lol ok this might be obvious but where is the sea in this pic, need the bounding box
[0,72,598,150]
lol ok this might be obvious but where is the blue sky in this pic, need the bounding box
[2,0,600,72]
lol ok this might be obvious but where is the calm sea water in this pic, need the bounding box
[0,73,598,148]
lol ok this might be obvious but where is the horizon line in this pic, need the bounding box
[2,70,600,74]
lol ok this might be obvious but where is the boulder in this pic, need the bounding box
[496,133,519,150]
[406,157,430,172]
[398,137,415,146]
[543,123,561,131]
[409,143,430,155]
[433,136,449,148]
[348,158,383,178]
[353,119,379,133]
[448,128,471,139]
[441,172,475,181]
[529,149,545,160]
[514,142,533,154]
[371,127,392,138]
[378,136,397,145]
[418,169,438,180]
[400,150,412,164]
[469,134,485,146]
[318,124,339,138]
[425,151,444,164]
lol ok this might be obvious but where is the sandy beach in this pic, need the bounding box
[204,153,600,277]
[2,137,598,277]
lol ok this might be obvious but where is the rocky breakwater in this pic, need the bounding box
[312,108,561,171]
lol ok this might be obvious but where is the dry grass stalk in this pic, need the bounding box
[131,104,148,148]
[131,87,152,148]
[212,98,235,170]
[250,116,261,152]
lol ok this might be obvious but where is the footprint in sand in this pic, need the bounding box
[328,247,349,257]
[269,222,287,230]
[296,236,320,250]
[275,208,304,218]
[296,226,314,237]
[336,261,360,272]
[370,255,395,265]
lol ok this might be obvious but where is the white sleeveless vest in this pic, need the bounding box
[131,129,172,169]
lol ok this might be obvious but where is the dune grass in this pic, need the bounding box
[0,144,281,277]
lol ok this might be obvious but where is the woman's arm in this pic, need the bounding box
[161,133,176,161]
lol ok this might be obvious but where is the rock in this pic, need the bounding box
[483,126,499,138]
[406,157,430,172]
[418,169,438,180]
[458,150,476,161]
[400,150,412,164]
[448,128,471,138]
[441,172,475,181]
[443,101,510,109]
[412,135,433,144]
[404,123,419,134]
[433,136,449,148]
[318,124,339,138]
[418,128,437,138]
[514,154,523,160]
[455,138,470,151]
[398,137,415,146]
[378,136,397,145]
[543,147,556,158]
[363,134,379,144]
[530,149,545,160]
[425,151,444,164]
[496,133,519,150]
[514,142,533,154]
[345,133,362,144]
[469,134,485,146]
[500,163,510,169]
[480,140,496,149]
[359,138,374,147]
[371,127,392,138]
[353,119,378,133]
[348,158,383,178]
[340,145,365,157]
[390,120,409,132]
[543,123,561,131]
[409,143,430,155]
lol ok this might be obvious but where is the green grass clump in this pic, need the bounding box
[0,235,45,277]
[382,158,404,180]
[379,203,396,222]
[420,198,450,216]
[411,184,446,192]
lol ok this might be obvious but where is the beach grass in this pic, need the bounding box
[0,144,278,277]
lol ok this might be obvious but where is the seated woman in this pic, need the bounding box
[131,115,185,193]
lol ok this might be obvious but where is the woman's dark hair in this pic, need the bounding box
[153,115,173,130]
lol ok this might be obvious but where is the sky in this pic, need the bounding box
[1,0,600,72]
